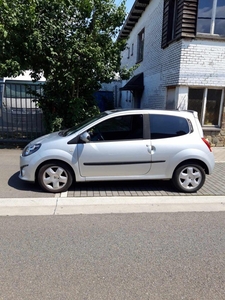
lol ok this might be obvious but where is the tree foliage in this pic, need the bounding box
[0,0,128,131]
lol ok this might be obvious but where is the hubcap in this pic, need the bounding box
[43,166,68,190]
[179,166,202,190]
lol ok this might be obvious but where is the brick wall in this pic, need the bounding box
[179,39,225,86]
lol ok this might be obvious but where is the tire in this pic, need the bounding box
[38,162,73,193]
[172,163,205,193]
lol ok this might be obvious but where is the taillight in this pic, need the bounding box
[202,138,212,152]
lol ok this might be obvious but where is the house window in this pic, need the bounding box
[127,47,130,59]
[197,0,225,36]
[131,43,134,56]
[167,0,177,42]
[137,29,144,62]
[188,88,224,127]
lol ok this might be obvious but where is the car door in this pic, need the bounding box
[77,114,152,178]
[148,114,191,177]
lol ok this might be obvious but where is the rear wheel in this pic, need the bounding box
[172,163,205,193]
[38,162,73,193]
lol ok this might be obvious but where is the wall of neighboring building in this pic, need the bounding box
[0,72,46,140]
[120,0,185,110]
[178,38,225,146]
[120,0,225,145]
[179,39,225,87]
[120,0,167,109]
[2,71,45,110]
[3,70,46,82]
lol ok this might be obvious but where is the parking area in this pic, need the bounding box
[0,148,224,199]
[67,162,225,197]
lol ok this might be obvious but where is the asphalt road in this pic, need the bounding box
[1,212,225,300]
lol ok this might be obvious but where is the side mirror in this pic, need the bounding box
[80,131,90,143]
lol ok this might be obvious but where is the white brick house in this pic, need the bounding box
[118,0,225,146]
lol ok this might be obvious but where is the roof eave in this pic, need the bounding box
[118,0,151,39]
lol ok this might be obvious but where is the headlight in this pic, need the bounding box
[22,143,42,157]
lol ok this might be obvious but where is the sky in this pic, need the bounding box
[115,0,135,13]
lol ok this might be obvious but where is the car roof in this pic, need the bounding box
[105,109,198,118]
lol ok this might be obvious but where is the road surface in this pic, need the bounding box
[1,212,225,300]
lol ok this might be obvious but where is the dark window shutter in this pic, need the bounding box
[161,0,198,49]
[161,0,170,48]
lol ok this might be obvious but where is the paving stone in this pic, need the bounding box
[67,163,225,197]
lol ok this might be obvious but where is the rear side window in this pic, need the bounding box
[149,114,190,139]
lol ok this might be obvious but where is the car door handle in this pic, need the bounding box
[146,145,152,154]
[146,145,155,154]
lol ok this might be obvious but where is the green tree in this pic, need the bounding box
[0,0,129,131]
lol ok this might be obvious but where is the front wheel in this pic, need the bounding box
[38,162,73,193]
[172,163,205,193]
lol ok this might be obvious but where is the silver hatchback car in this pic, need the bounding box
[19,109,215,193]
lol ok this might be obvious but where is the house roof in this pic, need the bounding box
[118,0,150,39]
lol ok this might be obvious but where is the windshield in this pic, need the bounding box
[61,112,108,136]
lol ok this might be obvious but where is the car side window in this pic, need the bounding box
[149,114,190,139]
[88,114,143,141]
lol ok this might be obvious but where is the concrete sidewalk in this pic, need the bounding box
[1,195,225,216]
[212,147,225,162]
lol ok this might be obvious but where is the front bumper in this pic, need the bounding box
[19,155,36,182]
